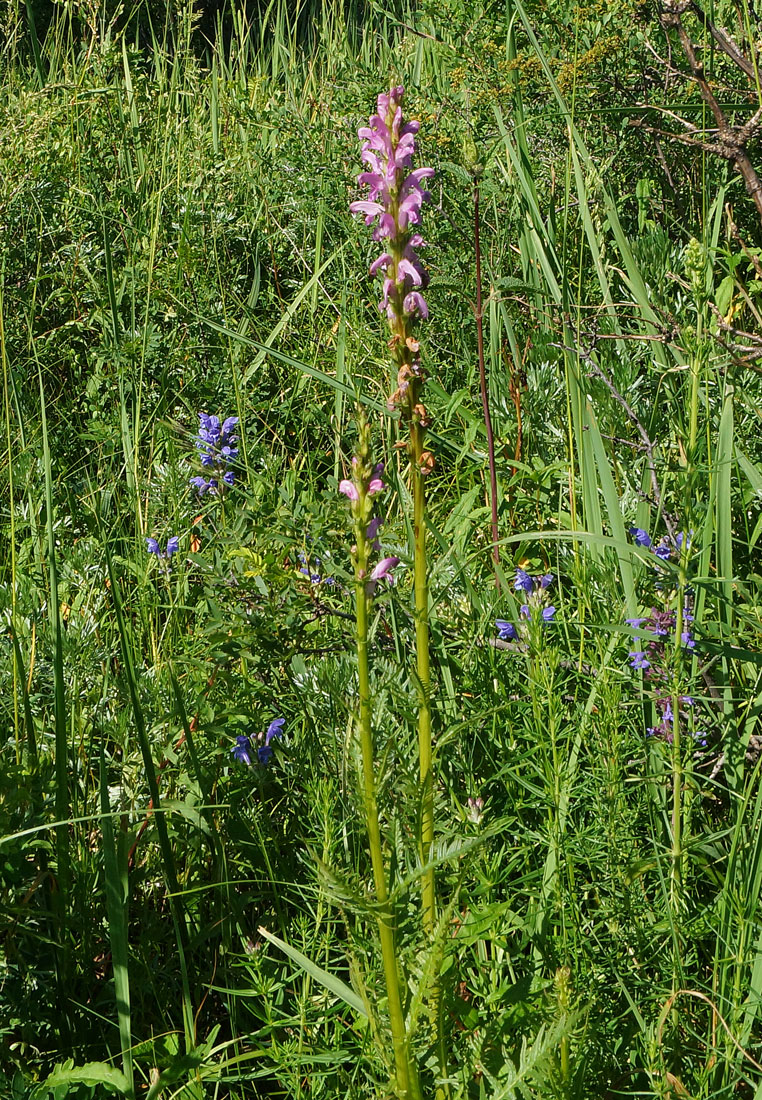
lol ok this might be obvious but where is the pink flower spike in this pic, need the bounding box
[339,480,359,501]
[370,556,400,582]
[367,478,385,496]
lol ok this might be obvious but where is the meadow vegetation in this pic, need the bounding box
[2,0,762,1096]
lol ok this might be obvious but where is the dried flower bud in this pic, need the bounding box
[413,403,430,428]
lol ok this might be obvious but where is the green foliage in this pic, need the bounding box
[1,0,762,1096]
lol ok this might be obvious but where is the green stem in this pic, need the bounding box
[671,581,686,917]
[688,307,703,459]
[411,423,434,937]
[355,560,420,1100]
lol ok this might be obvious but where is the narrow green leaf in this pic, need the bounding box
[257,926,369,1018]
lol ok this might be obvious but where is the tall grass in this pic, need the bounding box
[1,0,761,1096]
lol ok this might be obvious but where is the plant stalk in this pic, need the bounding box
[355,558,420,1100]
[410,423,435,939]
[671,582,686,915]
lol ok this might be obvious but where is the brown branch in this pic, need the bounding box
[629,117,727,158]
[687,1,759,80]
[657,4,762,225]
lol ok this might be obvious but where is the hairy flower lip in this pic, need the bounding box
[339,479,359,501]
[370,556,399,581]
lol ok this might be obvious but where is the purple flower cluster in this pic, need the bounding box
[232,718,285,767]
[297,550,335,587]
[626,609,705,746]
[191,413,239,496]
[496,570,556,642]
[146,536,180,559]
[628,527,691,563]
[350,88,435,464]
[339,454,400,595]
[350,86,433,324]
[627,606,695,672]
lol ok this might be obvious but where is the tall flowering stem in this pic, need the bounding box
[341,416,421,1100]
[350,86,437,945]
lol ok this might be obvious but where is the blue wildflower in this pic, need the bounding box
[514,569,534,593]
[232,735,253,765]
[629,526,652,548]
[191,412,239,496]
[499,569,556,644]
[233,719,285,767]
[258,718,285,764]
[147,536,180,559]
[629,651,650,670]
[496,619,518,641]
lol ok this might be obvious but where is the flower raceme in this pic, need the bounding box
[146,536,180,559]
[232,718,285,767]
[496,569,556,644]
[191,413,239,496]
[626,607,695,672]
[350,86,433,325]
[350,86,435,469]
[338,419,400,595]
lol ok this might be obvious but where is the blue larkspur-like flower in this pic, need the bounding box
[629,526,652,548]
[232,735,253,765]
[147,536,180,560]
[496,619,518,641]
[192,413,239,496]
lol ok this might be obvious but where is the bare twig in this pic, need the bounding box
[656,3,762,224]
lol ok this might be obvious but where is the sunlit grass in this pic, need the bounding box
[1,0,761,1096]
